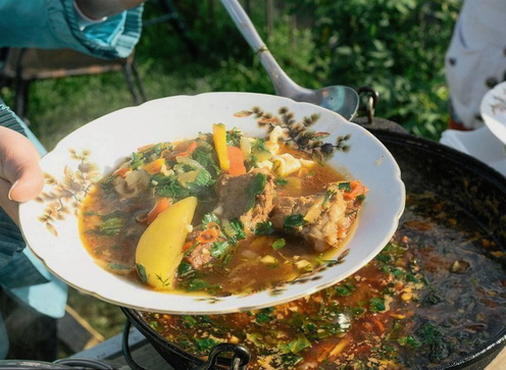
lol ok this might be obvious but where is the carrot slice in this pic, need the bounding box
[176,141,198,158]
[343,180,368,200]
[143,158,165,174]
[227,146,246,176]
[197,227,220,244]
[114,167,130,178]
[146,197,171,224]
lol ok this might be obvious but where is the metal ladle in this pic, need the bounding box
[220,0,360,120]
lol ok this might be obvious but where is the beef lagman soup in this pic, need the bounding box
[79,124,367,295]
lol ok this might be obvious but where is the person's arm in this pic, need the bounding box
[0,0,144,59]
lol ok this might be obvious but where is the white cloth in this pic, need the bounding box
[445,0,506,129]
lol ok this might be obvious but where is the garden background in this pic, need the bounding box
[0,0,461,344]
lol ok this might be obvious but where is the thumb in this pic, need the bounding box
[0,127,44,203]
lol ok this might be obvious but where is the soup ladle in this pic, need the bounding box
[220,0,360,120]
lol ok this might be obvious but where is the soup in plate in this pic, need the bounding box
[79,124,367,295]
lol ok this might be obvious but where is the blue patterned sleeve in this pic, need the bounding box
[0,0,143,59]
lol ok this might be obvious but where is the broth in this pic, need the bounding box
[79,127,366,295]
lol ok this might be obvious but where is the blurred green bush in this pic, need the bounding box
[287,0,462,139]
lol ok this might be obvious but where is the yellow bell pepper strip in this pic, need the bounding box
[135,196,197,290]
[143,158,166,174]
[213,123,230,171]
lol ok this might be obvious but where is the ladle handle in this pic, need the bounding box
[219,0,301,96]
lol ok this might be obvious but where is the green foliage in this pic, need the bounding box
[287,0,461,139]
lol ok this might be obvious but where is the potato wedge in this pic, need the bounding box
[135,196,197,290]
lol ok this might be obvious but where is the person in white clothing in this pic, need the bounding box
[445,0,506,130]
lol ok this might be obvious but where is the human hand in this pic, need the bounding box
[75,0,146,20]
[0,127,44,225]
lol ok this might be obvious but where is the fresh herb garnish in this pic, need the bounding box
[155,175,190,199]
[398,336,422,348]
[255,308,274,324]
[182,315,197,328]
[279,335,311,354]
[222,218,245,243]
[201,213,220,227]
[284,214,305,229]
[335,283,355,296]
[323,189,336,205]
[186,169,213,193]
[136,264,147,283]
[275,178,288,186]
[211,241,230,258]
[255,220,275,236]
[246,173,267,210]
[272,238,286,250]
[96,217,123,236]
[252,138,268,152]
[177,261,194,278]
[369,297,386,312]
[226,128,242,147]
[280,353,303,366]
[130,152,144,169]
[338,182,352,192]
[195,337,219,352]
[192,146,220,175]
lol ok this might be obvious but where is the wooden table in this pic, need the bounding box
[72,327,505,370]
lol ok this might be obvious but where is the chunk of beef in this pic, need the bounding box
[215,168,275,233]
[186,242,213,269]
[271,182,363,252]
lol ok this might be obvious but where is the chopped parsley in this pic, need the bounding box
[275,178,288,186]
[136,264,147,283]
[222,218,245,243]
[338,182,352,192]
[284,214,305,229]
[96,217,123,236]
[272,238,286,250]
[246,173,267,210]
[130,152,145,169]
[369,297,386,312]
[255,220,275,236]
[211,241,230,258]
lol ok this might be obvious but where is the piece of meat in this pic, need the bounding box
[186,242,213,269]
[271,182,363,252]
[215,168,275,233]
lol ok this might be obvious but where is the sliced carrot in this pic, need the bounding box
[146,197,172,224]
[143,158,166,174]
[114,167,130,178]
[372,317,386,334]
[137,144,154,152]
[343,180,368,200]
[176,141,198,158]
[182,241,194,251]
[227,146,246,176]
[196,227,220,244]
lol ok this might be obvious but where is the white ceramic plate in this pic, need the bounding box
[481,81,506,145]
[19,92,405,314]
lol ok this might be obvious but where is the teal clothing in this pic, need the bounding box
[0,1,143,59]
[0,0,143,357]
